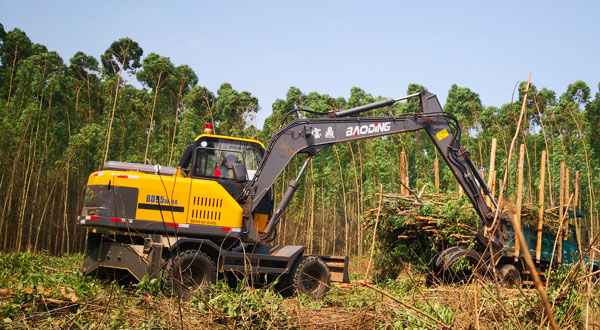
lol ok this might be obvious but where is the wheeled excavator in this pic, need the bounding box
[79,90,520,298]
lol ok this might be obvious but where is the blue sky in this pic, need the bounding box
[2,1,599,128]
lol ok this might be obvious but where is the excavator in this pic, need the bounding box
[79,90,513,298]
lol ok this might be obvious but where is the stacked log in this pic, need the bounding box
[365,192,562,281]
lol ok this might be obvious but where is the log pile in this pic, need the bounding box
[365,192,563,281]
[501,200,563,232]
[365,193,479,281]
[365,193,478,246]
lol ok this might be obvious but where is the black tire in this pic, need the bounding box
[498,264,521,288]
[437,248,483,284]
[291,256,331,299]
[165,250,216,298]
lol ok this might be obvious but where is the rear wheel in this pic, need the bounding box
[166,250,216,298]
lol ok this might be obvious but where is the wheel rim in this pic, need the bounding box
[440,249,482,283]
[301,268,322,293]
[181,263,207,289]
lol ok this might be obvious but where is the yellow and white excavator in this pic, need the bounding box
[80,90,509,298]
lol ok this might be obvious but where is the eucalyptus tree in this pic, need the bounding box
[136,53,174,162]
[259,86,306,144]
[168,65,197,165]
[445,84,485,165]
[558,81,597,241]
[100,37,142,165]
[69,52,99,123]
[0,28,34,105]
[4,51,66,250]
[585,84,600,156]
[213,83,259,138]
[180,86,215,147]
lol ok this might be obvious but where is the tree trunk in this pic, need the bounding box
[102,53,127,167]
[17,85,44,250]
[62,164,70,254]
[168,83,185,166]
[333,145,349,255]
[144,71,164,162]
[86,72,93,123]
[321,180,325,255]
[6,45,19,105]
[348,143,362,256]
[1,113,33,249]
[308,159,315,253]
[27,84,54,250]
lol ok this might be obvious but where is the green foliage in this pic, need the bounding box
[545,265,586,327]
[191,280,292,328]
[136,52,174,90]
[1,251,598,329]
[372,194,479,281]
[585,85,600,155]
[445,84,483,128]
[133,273,163,294]
[0,25,599,286]
[504,264,594,329]
[100,37,143,75]
[0,252,102,324]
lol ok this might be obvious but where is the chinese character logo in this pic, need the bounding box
[325,127,335,139]
[312,128,322,139]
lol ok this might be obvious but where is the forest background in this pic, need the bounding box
[0,24,599,259]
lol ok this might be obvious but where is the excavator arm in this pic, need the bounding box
[242,90,506,242]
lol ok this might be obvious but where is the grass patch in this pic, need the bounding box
[0,251,598,329]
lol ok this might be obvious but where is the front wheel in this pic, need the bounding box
[291,256,331,299]
[166,250,216,298]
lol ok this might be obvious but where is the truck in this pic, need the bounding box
[79,89,595,298]
[435,209,599,286]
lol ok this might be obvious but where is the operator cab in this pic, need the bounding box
[179,124,265,199]
[192,136,264,182]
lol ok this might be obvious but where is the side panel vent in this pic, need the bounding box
[189,196,223,226]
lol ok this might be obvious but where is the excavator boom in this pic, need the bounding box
[244,90,505,241]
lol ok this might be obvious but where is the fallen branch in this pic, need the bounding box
[360,281,451,329]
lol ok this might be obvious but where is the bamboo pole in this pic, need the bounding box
[308,159,315,253]
[498,179,503,200]
[486,138,497,207]
[365,184,384,282]
[574,171,583,255]
[548,194,574,285]
[494,72,531,232]
[490,170,497,211]
[333,146,349,255]
[321,180,325,254]
[564,167,570,238]
[558,161,565,264]
[434,155,439,191]
[574,170,580,209]
[514,144,525,262]
[536,150,546,263]
[400,151,406,195]
[510,212,559,330]
[546,152,554,207]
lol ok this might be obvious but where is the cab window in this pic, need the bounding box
[193,137,264,180]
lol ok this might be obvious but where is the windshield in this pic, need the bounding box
[193,137,264,180]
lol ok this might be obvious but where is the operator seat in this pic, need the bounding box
[220,154,239,179]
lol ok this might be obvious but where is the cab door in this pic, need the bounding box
[187,144,244,229]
